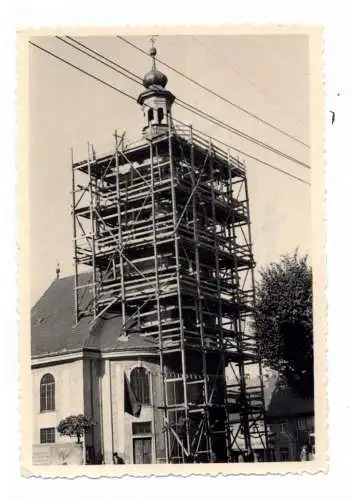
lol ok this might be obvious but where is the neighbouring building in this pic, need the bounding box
[227,371,314,462]
[265,374,315,461]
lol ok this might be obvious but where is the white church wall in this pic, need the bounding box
[32,355,167,464]
[32,359,84,446]
[100,357,162,465]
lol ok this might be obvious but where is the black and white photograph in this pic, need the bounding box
[20,27,325,473]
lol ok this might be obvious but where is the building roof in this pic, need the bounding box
[31,274,157,359]
[266,379,314,419]
[242,374,314,419]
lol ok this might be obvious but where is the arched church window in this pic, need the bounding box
[40,373,55,412]
[148,109,154,123]
[130,367,150,405]
[157,108,164,123]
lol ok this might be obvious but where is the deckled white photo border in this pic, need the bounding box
[4,2,352,498]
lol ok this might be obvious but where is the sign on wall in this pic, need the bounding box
[32,444,83,465]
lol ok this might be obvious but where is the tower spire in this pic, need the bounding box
[149,35,158,71]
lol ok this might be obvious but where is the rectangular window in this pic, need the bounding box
[296,418,307,430]
[40,427,55,444]
[279,447,290,462]
[132,422,152,435]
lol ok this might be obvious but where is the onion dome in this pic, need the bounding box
[142,44,168,88]
[143,69,168,88]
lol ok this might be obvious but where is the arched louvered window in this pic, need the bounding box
[130,367,150,405]
[157,108,164,123]
[148,109,154,123]
[40,373,55,412]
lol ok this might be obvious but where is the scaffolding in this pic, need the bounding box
[71,117,269,463]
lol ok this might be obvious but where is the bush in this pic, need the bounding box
[57,414,95,443]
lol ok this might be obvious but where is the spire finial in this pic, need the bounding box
[56,261,60,279]
[140,35,170,90]
[149,35,158,70]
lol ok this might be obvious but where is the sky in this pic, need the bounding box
[29,34,310,306]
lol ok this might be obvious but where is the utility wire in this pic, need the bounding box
[60,36,310,170]
[29,40,135,101]
[117,35,310,149]
[191,35,308,128]
[62,36,142,86]
[176,99,310,169]
[29,40,310,186]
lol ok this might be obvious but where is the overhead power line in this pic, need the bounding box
[117,35,310,149]
[62,36,142,86]
[191,35,308,128]
[58,36,310,171]
[29,41,135,100]
[176,99,310,169]
[29,40,310,186]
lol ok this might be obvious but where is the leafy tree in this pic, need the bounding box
[57,414,95,444]
[254,251,313,398]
